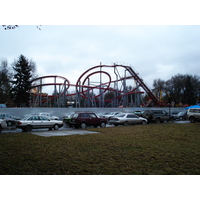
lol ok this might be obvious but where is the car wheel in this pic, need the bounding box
[114,124,118,126]
[81,122,87,129]
[156,118,161,123]
[189,116,196,123]
[53,124,59,130]
[0,127,2,133]
[123,121,129,126]
[100,122,106,128]
[26,125,32,132]
[142,120,147,125]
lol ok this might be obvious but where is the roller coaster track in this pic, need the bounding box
[114,64,159,106]
[30,64,160,107]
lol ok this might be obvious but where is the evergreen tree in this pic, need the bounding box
[11,55,37,107]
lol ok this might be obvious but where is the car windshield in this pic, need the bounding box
[178,112,185,115]
[73,113,79,118]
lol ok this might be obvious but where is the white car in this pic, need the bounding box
[187,108,200,123]
[0,119,7,133]
[39,112,59,120]
[17,115,63,132]
[109,113,147,126]
[101,112,122,120]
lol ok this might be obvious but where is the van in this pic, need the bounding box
[187,108,200,123]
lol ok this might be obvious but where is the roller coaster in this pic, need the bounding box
[30,64,160,107]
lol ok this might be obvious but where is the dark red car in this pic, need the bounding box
[70,112,107,129]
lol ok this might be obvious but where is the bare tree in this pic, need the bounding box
[152,78,165,101]
[0,59,13,106]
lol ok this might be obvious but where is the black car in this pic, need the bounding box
[142,110,174,123]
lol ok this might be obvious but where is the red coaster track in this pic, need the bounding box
[30,64,159,107]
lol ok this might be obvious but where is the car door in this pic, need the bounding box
[194,109,200,121]
[40,116,52,128]
[32,116,42,128]
[126,114,134,124]
[80,113,91,125]
[128,114,141,124]
[26,116,41,128]
[162,110,170,121]
[89,113,99,126]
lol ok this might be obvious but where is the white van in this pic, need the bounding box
[187,108,200,123]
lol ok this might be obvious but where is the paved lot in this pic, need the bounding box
[2,125,100,137]
[2,120,190,137]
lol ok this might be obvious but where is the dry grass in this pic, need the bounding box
[0,123,199,174]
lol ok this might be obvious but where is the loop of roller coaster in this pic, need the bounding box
[29,64,159,107]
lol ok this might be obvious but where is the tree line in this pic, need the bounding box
[1,55,200,107]
[152,75,200,106]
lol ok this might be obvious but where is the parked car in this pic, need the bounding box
[0,119,7,133]
[133,110,144,117]
[16,115,63,132]
[63,113,74,127]
[101,112,122,120]
[70,112,107,129]
[177,111,187,120]
[187,108,200,123]
[38,112,59,120]
[0,113,18,126]
[142,110,174,123]
[171,111,180,120]
[109,113,147,126]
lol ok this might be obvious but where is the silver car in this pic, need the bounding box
[109,113,147,126]
[101,112,122,120]
[17,115,63,132]
[187,108,200,123]
[39,112,59,120]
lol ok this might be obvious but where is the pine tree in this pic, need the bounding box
[11,55,36,107]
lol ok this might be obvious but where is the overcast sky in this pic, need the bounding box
[1,0,200,96]
[1,25,199,91]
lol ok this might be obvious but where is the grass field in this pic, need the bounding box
[0,123,199,175]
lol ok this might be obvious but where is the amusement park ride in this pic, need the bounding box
[30,64,160,108]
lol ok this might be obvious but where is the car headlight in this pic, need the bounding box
[1,121,6,125]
